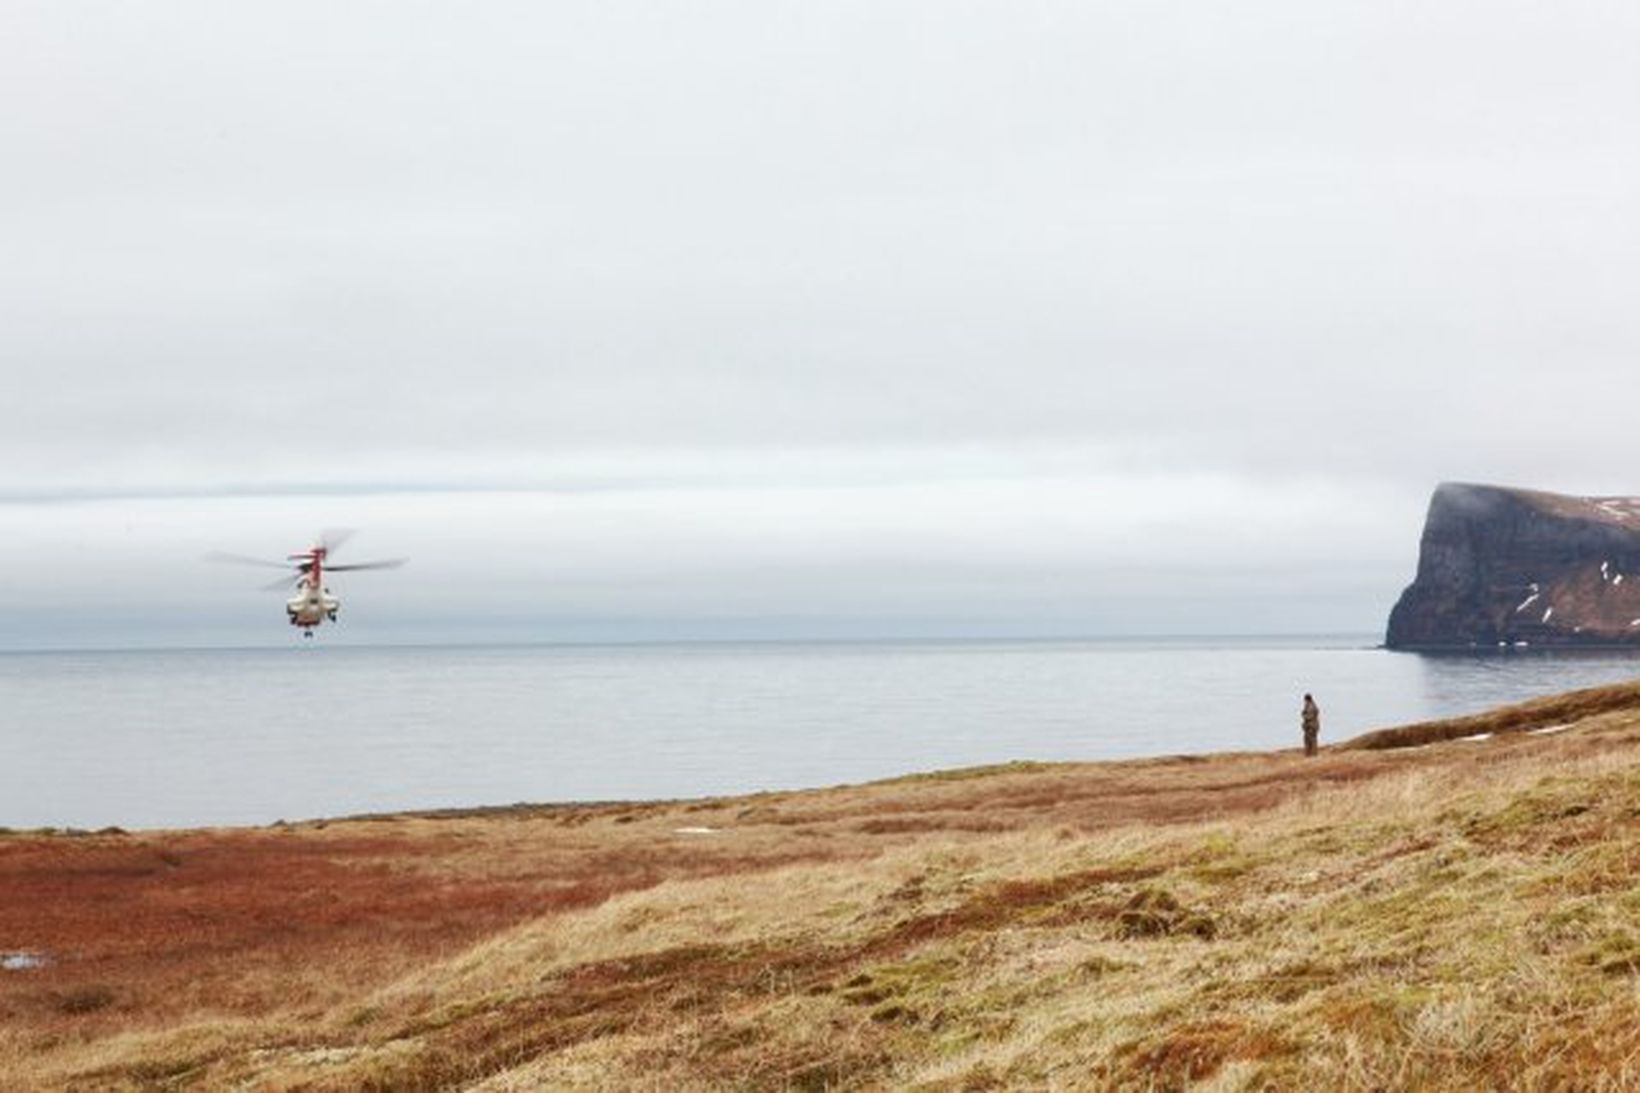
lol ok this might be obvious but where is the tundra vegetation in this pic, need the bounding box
[5,683,1640,1090]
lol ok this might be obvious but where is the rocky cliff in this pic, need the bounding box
[1386,483,1640,648]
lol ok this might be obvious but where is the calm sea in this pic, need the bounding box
[4,636,1639,830]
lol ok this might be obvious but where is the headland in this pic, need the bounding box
[1388,482,1640,648]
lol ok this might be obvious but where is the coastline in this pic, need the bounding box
[5,686,1640,1087]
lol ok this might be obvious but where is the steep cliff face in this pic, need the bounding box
[1386,483,1640,648]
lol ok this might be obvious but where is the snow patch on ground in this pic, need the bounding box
[1530,724,1575,736]
[1,952,48,971]
[672,827,719,836]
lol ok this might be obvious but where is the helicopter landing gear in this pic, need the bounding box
[303,629,314,639]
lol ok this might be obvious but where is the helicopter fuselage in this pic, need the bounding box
[286,583,340,629]
[285,555,339,631]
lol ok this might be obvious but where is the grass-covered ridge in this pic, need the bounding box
[1341,678,1640,750]
[5,687,1640,1089]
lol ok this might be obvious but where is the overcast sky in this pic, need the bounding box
[5,1,1640,648]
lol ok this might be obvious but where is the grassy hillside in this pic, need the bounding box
[6,684,1640,1090]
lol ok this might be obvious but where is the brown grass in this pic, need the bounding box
[6,686,1640,1089]
[1342,678,1640,749]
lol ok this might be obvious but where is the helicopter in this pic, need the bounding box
[205,530,407,637]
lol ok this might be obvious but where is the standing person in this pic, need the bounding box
[1301,694,1320,757]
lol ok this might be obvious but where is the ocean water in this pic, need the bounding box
[4,636,1639,830]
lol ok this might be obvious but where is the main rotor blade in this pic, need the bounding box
[260,574,303,591]
[205,551,296,570]
[320,528,357,554]
[326,558,408,572]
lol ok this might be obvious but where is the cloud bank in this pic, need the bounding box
[5,1,1638,644]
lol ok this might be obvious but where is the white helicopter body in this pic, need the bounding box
[207,531,405,637]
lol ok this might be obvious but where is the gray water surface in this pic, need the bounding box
[3,637,1637,829]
